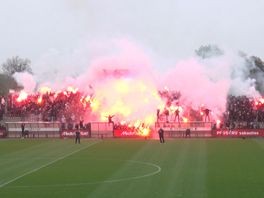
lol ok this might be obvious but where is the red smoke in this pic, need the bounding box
[13,39,262,125]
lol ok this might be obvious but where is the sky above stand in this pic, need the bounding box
[0,0,263,72]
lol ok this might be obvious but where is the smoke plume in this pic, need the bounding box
[18,39,262,122]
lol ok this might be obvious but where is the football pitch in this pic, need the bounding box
[1,138,264,198]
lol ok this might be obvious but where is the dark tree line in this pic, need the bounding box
[0,56,32,95]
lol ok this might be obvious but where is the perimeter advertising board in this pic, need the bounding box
[114,129,149,138]
[61,130,91,138]
[215,129,264,137]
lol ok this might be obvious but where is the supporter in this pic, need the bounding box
[164,108,169,123]
[79,117,84,130]
[61,115,66,130]
[156,109,160,122]
[3,90,264,130]
[204,109,211,122]
[174,108,180,122]
[107,115,115,125]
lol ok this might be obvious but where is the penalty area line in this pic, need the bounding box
[0,140,101,188]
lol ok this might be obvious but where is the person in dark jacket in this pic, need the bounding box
[21,123,25,138]
[185,128,191,138]
[174,109,180,122]
[75,124,81,144]
[107,115,115,125]
[204,109,211,122]
[158,128,165,143]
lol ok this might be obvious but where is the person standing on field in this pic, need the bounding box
[75,124,81,144]
[158,128,165,143]
[21,123,25,138]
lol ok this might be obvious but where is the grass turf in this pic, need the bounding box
[0,138,264,198]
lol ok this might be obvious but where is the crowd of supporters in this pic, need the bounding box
[0,90,91,126]
[224,96,264,129]
[1,91,264,129]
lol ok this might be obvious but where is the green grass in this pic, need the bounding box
[1,138,264,198]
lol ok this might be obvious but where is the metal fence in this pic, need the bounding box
[4,121,114,138]
[5,121,61,138]
[154,121,213,138]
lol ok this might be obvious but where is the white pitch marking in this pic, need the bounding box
[8,159,162,188]
[0,140,101,188]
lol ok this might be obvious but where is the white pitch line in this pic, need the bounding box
[0,140,101,188]
[8,159,162,188]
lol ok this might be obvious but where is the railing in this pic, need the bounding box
[155,121,213,131]
[5,121,114,138]
[90,122,113,138]
[5,121,61,138]
[154,121,213,138]
[61,122,114,138]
